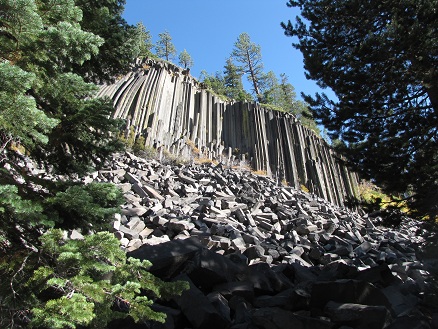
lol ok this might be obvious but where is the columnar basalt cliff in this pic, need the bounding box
[97,58,359,206]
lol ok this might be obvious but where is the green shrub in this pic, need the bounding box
[26,230,189,328]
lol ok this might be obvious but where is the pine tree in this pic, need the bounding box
[200,70,227,98]
[0,63,59,163]
[292,100,321,135]
[277,74,297,112]
[0,230,188,328]
[0,0,122,250]
[270,73,318,133]
[282,0,438,219]
[72,0,143,83]
[0,1,188,326]
[136,22,154,58]
[231,33,265,102]
[259,71,280,106]
[155,31,177,61]
[26,230,189,329]
[178,49,194,69]
[223,58,252,102]
[1,0,125,177]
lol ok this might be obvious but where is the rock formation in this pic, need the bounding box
[72,152,436,329]
[97,58,359,207]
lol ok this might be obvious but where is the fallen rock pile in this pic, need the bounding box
[84,152,436,329]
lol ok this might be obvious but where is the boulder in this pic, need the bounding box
[187,248,247,291]
[172,274,231,329]
[310,280,394,316]
[251,307,334,329]
[324,301,392,329]
[127,237,203,279]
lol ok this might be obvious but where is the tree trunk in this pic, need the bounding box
[426,85,438,116]
[246,50,262,103]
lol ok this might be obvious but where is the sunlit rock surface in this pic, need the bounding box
[97,58,359,207]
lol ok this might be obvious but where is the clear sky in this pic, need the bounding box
[122,0,334,101]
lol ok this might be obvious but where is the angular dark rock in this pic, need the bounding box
[253,287,311,311]
[317,261,359,281]
[324,301,392,329]
[141,183,165,201]
[207,292,232,323]
[127,237,203,279]
[382,285,419,316]
[243,245,265,261]
[172,274,231,329]
[119,225,140,240]
[385,315,432,329]
[245,262,293,295]
[229,295,253,325]
[251,307,335,329]
[147,305,185,329]
[121,206,147,217]
[89,150,432,328]
[310,280,394,316]
[354,263,400,287]
[187,248,246,291]
[213,281,255,301]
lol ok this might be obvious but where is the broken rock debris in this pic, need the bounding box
[84,152,434,329]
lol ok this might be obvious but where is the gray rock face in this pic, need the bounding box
[324,301,392,329]
[97,58,359,207]
[93,152,433,329]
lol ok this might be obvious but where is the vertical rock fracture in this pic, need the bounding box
[97,58,359,207]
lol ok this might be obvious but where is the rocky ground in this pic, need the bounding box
[75,152,438,329]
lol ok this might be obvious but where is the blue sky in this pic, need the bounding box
[122,0,334,101]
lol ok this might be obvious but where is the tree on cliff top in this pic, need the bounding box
[179,49,194,69]
[282,0,438,219]
[200,60,252,102]
[155,30,177,61]
[136,22,154,58]
[231,33,265,103]
[223,58,252,101]
[199,70,228,100]
[258,72,320,134]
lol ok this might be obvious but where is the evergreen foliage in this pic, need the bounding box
[46,183,124,233]
[0,63,59,154]
[136,22,154,58]
[259,72,320,134]
[178,49,194,69]
[199,70,228,99]
[228,33,319,134]
[292,101,320,136]
[259,71,281,107]
[1,0,125,177]
[133,135,147,154]
[0,1,188,327]
[119,126,137,149]
[34,81,124,175]
[198,36,320,134]
[118,126,147,154]
[231,33,264,102]
[223,58,252,102]
[0,0,126,250]
[72,0,143,83]
[276,73,298,113]
[282,0,438,219]
[155,31,177,61]
[1,230,188,329]
[0,184,47,251]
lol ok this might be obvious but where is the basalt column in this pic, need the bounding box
[97,58,359,206]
